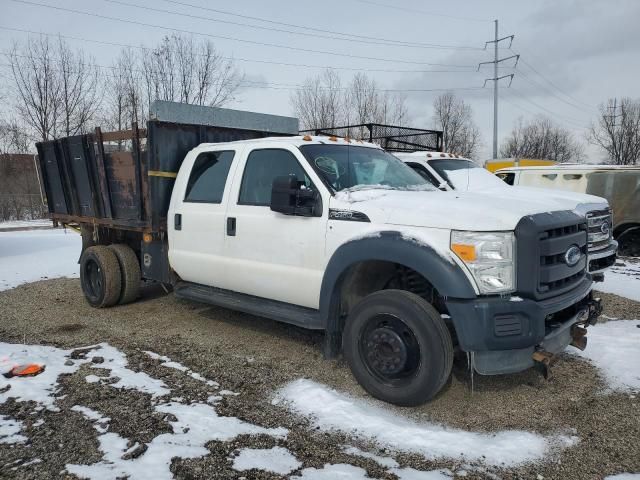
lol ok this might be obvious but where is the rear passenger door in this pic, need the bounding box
[223,146,327,309]
[168,148,239,287]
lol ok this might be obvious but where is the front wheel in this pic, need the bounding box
[343,290,453,406]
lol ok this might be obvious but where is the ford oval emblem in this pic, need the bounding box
[600,221,610,235]
[564,245,582,267]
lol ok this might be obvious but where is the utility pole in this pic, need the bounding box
[479,20,519,159]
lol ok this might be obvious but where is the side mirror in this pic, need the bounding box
[270,175,319,217]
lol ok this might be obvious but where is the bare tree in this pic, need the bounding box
[432,92,482,158]
[102,48,145,135]
[9,37,60,141]
[291,70,408,134]
[57,38,101,137]
[290,69,345,130]
[141,34,242,111]
[500,116,584,163]
[588,97,640,165]
[9,36,101,141]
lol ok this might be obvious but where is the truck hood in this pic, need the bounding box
[331,186,608,231]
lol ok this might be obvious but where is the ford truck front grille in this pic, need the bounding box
[515,211,589,301]
[586,209,612,251]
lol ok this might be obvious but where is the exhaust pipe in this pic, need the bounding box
[532,350,554,379]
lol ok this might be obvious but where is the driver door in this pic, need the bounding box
[223,146,328,309]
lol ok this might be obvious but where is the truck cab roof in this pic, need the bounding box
[194,135,382,151]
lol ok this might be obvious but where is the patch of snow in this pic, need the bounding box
[570,320,640,391]
[85,375,101,383]
[0,229,81,291]
[594,260,640,302]
[291,463,372,479]
[232,446,301,475]
[277,379,575,467]
[0,219,52,229]
[67,402,288,480]
[0,416,27,444]
[32,419,44,427]
[219,389,239,396]
[442,167,507,191]
[92,344,170,397]
[71,405,111,433]
[605,474,640,480]
[144,350,219,388]
[343,445,399,468]
[510,296,524,302]
[0,343,85,411]
[343,446,453,479]
[16,458,43,468]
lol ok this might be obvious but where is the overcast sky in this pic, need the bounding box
[2,0,639,161]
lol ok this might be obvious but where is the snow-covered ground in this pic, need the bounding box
[594,258,640,302]
[0,228,80,291]
[571,319,640,392]
[275,379,578,467]
[0,219,53,230]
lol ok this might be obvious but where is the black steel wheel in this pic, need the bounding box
[343,290,453,406]
[80,246,122,308]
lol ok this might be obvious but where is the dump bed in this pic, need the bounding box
[36,101,298,232]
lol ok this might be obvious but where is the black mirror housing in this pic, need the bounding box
[270,175,321,217]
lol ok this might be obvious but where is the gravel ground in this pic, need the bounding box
[0,278,639,480]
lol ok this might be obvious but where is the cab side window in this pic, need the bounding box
[497,172,515,186]
[184,151,235,203]
[238,149,311,206]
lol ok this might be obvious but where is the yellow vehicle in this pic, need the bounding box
[485,158,556,173]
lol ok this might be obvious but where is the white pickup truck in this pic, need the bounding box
[37,109,604,406]
[395,152,618,276]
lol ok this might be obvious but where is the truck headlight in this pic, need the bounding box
[450,231,516,294]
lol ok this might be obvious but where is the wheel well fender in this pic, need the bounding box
[319,231,476,328]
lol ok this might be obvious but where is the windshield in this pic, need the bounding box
[428,159,507,191]
[299,144,433,192]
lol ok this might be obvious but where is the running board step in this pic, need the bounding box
[174,281,323,329]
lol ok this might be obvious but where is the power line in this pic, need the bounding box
[353,0,491,23]
[0,56,486,93]
[0,25,484,74]
[7,0,481,68]
[155,0,483,48]
[509,48,597,111]
[103,0,485,51]
[507,87,587,128]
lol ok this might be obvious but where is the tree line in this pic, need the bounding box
[0,35,639,165]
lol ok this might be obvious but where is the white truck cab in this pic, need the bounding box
[395,151,618,275]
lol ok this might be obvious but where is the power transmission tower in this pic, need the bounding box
[607,97,622,128]
[479,20,519,159]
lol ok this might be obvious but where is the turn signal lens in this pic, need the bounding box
[451,243,476,262]
[143,233,153,243]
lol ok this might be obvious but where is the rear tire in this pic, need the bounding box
[80,246,122,308]
[108,244,141,305]
[343,289,453,406]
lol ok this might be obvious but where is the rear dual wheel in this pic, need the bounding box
[80,244,140,308]
[343,290,453,406]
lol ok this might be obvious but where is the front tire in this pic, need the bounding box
[80,246,122,308]
[343,290,453,406]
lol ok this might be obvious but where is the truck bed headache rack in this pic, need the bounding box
[301,123,443,153]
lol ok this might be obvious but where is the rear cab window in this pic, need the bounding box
[184,150,235,203]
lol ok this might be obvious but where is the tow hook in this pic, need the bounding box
[571,325,588,351]
[532,350,555,379]
[587,297,603,326]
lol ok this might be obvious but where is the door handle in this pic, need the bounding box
[227,217,236,236]
[174,213,182,231]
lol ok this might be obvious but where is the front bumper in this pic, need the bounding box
[445,278,600,374]
[588,240,618,273]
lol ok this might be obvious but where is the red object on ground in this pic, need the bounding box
[3,363,45,378]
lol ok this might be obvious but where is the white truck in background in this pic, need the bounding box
[395,152,618,276]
